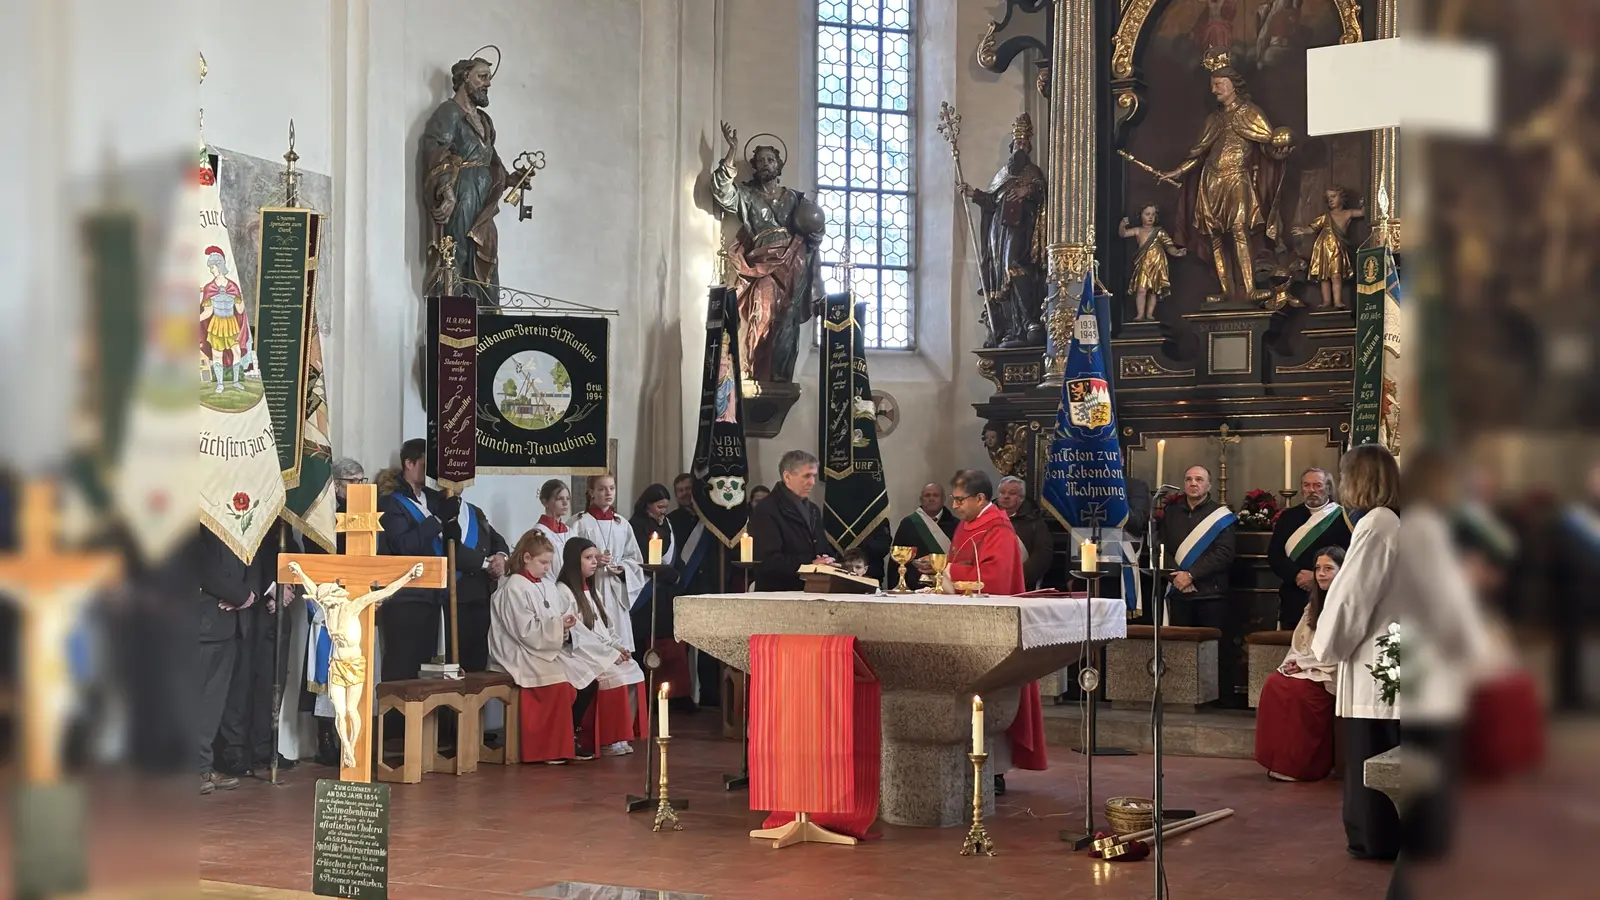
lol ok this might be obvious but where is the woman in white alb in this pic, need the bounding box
[534,478,573,584]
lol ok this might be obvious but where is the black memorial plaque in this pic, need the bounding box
[312,778,390,899]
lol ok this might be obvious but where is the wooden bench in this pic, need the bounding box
[375,679,468,784]
[1244,630,1293,708]
[463,671,519,768]
[1106,625,1222,711]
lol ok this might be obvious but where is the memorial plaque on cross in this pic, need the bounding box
[0,481,121,899]
[278,483,447,783]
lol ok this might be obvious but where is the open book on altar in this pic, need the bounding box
[797,564,879,594]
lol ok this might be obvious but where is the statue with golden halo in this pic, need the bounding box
[1156,49,1294,302]
[713,122,826,385]
[961,113,1047,347]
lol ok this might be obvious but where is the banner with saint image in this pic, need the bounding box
[819,292,890,554]
[690,286,751,548]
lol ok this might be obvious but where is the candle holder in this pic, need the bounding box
[652,736,683,832]
[1279,489,1297,506]
[960,752,995,857]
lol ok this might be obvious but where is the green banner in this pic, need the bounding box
[1351,246,1388,447]
[819,293,890,553]
[254,207,318,486]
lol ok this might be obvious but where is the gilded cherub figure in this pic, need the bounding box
[1292,186,1364,309]
[287,560,425,768]
[1120,204,1187,321]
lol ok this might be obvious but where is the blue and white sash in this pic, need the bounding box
[1175,506,1237,571]
[1565,504,1600,556]
[1286,502,1344,559]
[396,492,443,555]
[1119,538,1143,614]
[306,599,332,694]
[677,520,711,591]
[457,500,481,551]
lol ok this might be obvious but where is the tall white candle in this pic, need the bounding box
[658,682,671,738]
[1283,436,1294,492]
[1081,539,1098,573]
[1155,438,1166,488]
[648,531,663,566]
[739,531,753,563]
[971,695,984,755]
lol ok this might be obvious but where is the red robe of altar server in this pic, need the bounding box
[949,501,1048,771]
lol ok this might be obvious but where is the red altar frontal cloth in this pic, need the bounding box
[750,634,882,839]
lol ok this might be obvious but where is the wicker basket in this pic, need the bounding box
[1105,796,1156,835]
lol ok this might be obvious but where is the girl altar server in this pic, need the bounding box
[487,530,620,764]
[1255,546,1344,782]
[534,478,573,584]
[557,538,646,756]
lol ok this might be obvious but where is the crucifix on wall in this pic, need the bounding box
[277,483,447,783]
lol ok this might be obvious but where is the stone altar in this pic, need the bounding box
[675,591,1126,828]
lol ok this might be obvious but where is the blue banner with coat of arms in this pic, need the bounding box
[1041,277,1138,608]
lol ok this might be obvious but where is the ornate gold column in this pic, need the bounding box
[1371,0,1399,250]
[1039,0,1095,387]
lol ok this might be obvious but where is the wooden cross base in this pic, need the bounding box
[749,813,857,850]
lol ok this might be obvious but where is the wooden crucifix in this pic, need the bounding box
[278,483,447,783]
[0,481,121,786]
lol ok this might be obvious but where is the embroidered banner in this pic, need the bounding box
[819,294,890,554]
[1352,246,1401,452]
[1041,277,1130,533]
[254,207,319,486]
[197,151,285,562]
[690,286,751,548]
[475,314,610,474]
[425,296,478,491]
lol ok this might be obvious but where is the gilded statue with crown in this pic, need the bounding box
[961,113,1048,347]
[1158,49,1294,303]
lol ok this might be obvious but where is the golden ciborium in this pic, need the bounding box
[925,553,949,593]
[889,545,917,593]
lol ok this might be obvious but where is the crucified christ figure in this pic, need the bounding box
[287,561,425,768]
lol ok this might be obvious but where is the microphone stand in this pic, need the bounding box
[1146,486,1195,898]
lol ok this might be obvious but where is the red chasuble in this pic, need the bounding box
[950,503,1048,771]
[750,634,882,839]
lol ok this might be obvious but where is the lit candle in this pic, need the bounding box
[648,531,663,566]
[739,530,753,563]
[1283,435,1293,492]
[1081,539,1098,573]
[658,682,671,738]
[971,695,984,755]
[1155,438,1166,488]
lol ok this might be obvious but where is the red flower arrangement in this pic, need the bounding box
[1151,490,1184,525]
[1238,489,1280,530]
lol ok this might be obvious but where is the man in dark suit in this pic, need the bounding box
[443,490,510,672]
[377,439,445,680]
[748,450,833,591]
[1267,467,1352,628]
[196,528,253,794]
[216,520,298,779]
[1157,465,1237,631]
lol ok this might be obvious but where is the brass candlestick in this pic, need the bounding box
[652,736,682,832]
[960,752,995,857]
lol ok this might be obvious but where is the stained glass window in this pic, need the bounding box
[816,0,914,349]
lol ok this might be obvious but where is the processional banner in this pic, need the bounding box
[197,151,285,562]
[253,208,318,486]
[425,296,478,491]
[818,293,890,554]
[474,314,610,474]
[1352,246,1402,454]
[1040,278,1138,609]
[689,286,751,548]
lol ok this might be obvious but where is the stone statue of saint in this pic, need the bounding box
[713,122,826,385]
[421,57,510,306]
[961,113,1047,348]
[287,560,425,768]
[1160,50,1293,302]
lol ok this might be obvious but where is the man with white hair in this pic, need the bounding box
[995,476,1053,589]
[1268,467,1352,629]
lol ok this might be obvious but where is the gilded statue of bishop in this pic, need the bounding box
[1160,50,1293,302]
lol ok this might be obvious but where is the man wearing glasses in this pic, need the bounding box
[946,470,1047,788]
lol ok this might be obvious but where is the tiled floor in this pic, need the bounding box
[198,710,1396,900]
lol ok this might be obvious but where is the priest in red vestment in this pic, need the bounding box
[947,470,1048,783]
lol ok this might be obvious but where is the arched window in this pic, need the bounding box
[815,0,914,350]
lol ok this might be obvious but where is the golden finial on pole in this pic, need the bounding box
[283,120,302,207]
[431,237,461,296]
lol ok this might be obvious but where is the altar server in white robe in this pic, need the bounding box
[570,475,647,654]
[557,536,646,755]
[534,478,573,584]
[488,530,620,763]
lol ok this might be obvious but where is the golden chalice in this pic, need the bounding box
[925,553,949,594]
[889,545,917,593]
